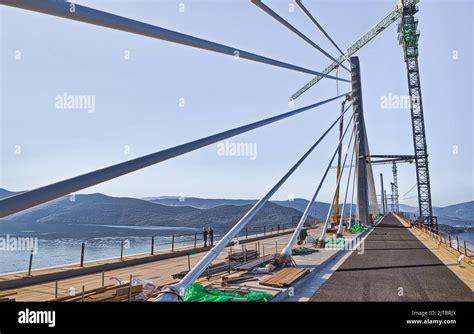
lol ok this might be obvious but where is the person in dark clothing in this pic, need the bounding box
[297,228,308,245]
[277,224,281,233]
[208,227,214,246]
[203,227,208,247]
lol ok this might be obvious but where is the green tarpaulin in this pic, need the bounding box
[183,283,272,302]
[351,224,364,233]
[291,247,319,256]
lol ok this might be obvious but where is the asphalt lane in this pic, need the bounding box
[310,213,474,301]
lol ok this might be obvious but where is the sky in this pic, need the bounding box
[0,0,473,208]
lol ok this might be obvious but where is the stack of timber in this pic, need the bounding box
[172,261,238,279]
[227,249,258,262]
[259,268,309,288]
[0,290,17,302]
[50,283,143,302]
[234,254,275,271]
[221,272,258,286]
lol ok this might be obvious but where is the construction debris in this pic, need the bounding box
[172,261,232,279]
[221,274,258,286]
[259,268,309,288]
[227,249,258,262]
[251,263,275,274]
[234,254,275,271]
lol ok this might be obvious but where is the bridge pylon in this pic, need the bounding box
[351,56,370,226]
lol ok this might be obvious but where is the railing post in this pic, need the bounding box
[55,281,58,299]
[456,236,460,251]
[264,226,266,236]
[151,236,155,255]
[245,228,248,239]
[171,235,175,252]
[188,254,191,271]
[80,242,85,267]
[194,233,197,248]
[464,240,467,256]
[81,285,85,302]
[128,274,133,302]
[27,249,33,276]
[263,245,265,257]
[102,271,105,287]
[282,223,285,232]
[120,240,124,260]
[448,234,452,248]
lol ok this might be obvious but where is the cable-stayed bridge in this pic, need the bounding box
[0,0,472,303]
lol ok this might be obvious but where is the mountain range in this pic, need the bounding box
[0,188,472,237]
[0,189,312,237]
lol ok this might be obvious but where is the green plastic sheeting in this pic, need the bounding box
[183,283,272,302]
[323,238,346,245]
[351,224,364,233]
[292,247,319,256]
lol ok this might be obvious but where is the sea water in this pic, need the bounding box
[0,226,202,274]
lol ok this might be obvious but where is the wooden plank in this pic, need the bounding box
[222,275,258,286]
[260,268,309,288]
[0,290,17,298]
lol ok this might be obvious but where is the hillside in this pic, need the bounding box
[0,192,309,235]
[148,196,355,220]
[0,188,471,237]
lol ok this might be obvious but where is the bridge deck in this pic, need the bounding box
[310,213,474,301]
[0,231,298,301]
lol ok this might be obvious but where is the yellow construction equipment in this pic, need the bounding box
[331,95,352,229]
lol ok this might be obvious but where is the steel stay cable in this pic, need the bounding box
[281,103,354,256]
[319,121,357,240]
[0,93,349,218]
[156,101,353,300]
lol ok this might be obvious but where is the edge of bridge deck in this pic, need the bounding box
[309,213,474,301]
[401,216,474,290]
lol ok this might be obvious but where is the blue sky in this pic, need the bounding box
[0,0,472,207]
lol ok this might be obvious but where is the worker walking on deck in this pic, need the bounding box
[208,227,214,246]
[203,227,208,247]
[297,228,308,245]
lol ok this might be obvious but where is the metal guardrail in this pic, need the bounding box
[398,213,473,260]
[23,222,309,273]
